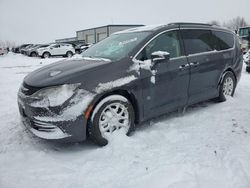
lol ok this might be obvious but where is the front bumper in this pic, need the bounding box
[17,88,89,142]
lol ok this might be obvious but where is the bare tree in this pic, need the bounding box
[208,20,220,26]
[224,16,248,31]
[0,40,16,48]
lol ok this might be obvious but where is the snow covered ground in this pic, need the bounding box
[0,53,250,188]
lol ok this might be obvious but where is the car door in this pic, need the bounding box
[49,44,60,55]
[136,30,190,119]
[59,44,68,55]
[181,29,223,105]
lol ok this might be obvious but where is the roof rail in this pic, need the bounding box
[168,22,213,27]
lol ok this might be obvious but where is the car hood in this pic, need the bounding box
[24,58,112,88]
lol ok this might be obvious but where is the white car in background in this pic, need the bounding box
[36,43,75,58]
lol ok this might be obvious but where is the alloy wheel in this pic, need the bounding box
[98,102,130,138]
[223,77,234,96]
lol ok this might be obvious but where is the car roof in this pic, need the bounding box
[115,22,234,35]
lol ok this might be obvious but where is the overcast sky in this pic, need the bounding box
[0,0,250,45]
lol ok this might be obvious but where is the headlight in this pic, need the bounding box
[31,84,80,107]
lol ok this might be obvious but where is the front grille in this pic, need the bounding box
[21,82,42,96]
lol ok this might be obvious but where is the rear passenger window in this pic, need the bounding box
[181,29,214,55]
[211,31,234,50]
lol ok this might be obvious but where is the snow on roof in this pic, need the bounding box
[114,24,166,34]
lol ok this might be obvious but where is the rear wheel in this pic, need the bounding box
[30,52,37,57]
[42,52,50,58]
[66,51,73,58]
[88,95,135,146]
[216,71,236,102]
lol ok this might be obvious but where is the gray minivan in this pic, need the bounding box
[18,23,243,146]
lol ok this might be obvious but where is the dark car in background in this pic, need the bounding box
[75,43,93,54]
[12,44,31,53]
[26,44,50,57]
[20,44,34,55]
[18,23,243,146]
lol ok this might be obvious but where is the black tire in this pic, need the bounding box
[30,52,37,57]
[66,51,73,58]
[42,52,50,59]
[216,71,236,102]
[246,66,250,73]
[88,95,135,146]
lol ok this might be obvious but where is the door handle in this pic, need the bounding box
[190,62,200,67]
[179,64,190,70]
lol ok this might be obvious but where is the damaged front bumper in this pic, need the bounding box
[17,84,93,142]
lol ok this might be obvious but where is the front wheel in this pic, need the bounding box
[30,52,37,57]
[216,72,236,102]
[42,52,50,58]
[88,95,135,146]
[66,51,73,58]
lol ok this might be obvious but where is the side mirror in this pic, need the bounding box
[151,51,170,62]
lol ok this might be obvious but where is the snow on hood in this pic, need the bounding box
[95,75,137,93]
[67,54,111,62]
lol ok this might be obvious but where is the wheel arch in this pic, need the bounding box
[42,51,51,57]
[218,67,237,88]
[87,89,140,125]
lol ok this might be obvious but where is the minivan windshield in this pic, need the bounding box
[82,32,151,61]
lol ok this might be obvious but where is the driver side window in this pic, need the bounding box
[137,30,182,61]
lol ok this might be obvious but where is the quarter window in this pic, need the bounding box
[137,30,182,61]
[181,29,214,55]
[211,31,234,50]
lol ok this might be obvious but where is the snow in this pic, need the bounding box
[151,51,170,57]
[118,37,138,46]
[34,89,95,122]
[95,75,137,93]
[66,54,111,62]
[131,59,156,84]
[243,50,250,64]
[30,84,81,107]
[114,24,165,34]
[82,56,111,62]
[1,53,250,188]
[25,121,70,139]
[150,70,156,84]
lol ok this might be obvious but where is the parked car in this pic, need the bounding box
[20,44,34,55]
[75,43,92,54]
[26,44,49,57]
[13,44,31,53]
[36,43,75,58]
[18,23,243,146]
[238,26,250,53]
[0,47,7,55]
[244,50,250,72]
